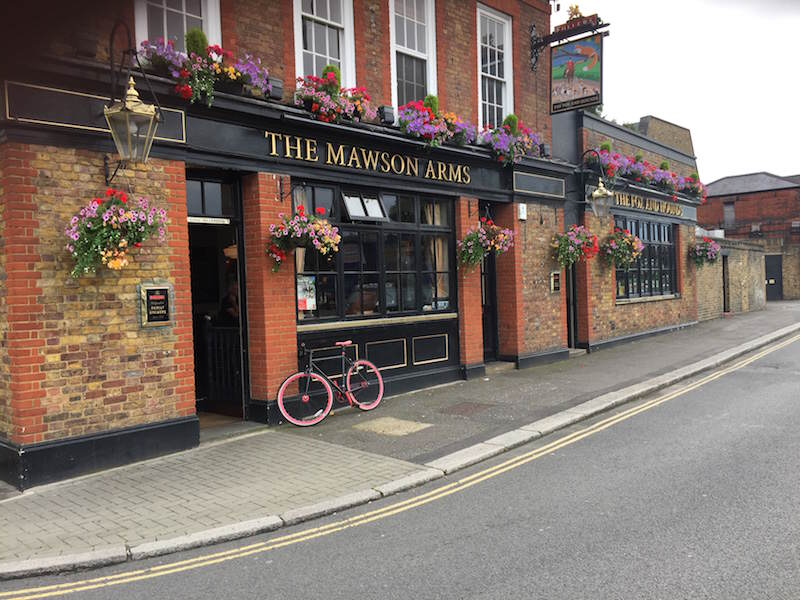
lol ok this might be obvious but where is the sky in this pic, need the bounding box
[550,0,800,184]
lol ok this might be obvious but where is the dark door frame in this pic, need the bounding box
[186,171,250,419]
[722,255,730,313]
[479,201,499,361]
[765,254,784,301]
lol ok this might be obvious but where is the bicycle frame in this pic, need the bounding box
[302,346,357,405]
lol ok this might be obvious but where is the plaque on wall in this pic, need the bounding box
[139,283,173,328]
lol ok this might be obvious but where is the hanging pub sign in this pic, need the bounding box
[550,33,603,114]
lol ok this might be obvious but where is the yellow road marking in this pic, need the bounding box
[4,333,798,599]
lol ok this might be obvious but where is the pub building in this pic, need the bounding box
[553,110,702,351]
[0,0,580,488]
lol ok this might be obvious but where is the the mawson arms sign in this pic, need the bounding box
[265,131,472,184]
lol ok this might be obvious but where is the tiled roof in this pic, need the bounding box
[706,172,799,196]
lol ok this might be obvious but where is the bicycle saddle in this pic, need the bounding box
[335,340,353,347]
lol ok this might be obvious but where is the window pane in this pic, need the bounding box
[343,194,366,218]
[421,272,434,308]
[317,274,337,317]
[328,27,340,59]
[303,53,314,77]
[362,233,378,271]
[422,236,435,270]
[384,234,399,271]
[342,231,360,270]
[166,0,181,9]
[386,274,400,310]
[399,195,415,222]
[315,56,328,77]
[344,274,361,314]
[147,4,164,42]
[186,0,202,16]
[421,199,449,226]
[396,14,405,47]
[363,195,385,218]
[314,187,334,217]
[400,234,416,269]
[616,271,626,298]
[406,19,416,50]
[314,21,327,54]
[221,183,236,216]
[436,272,450,300]
[362,275,379,314]
[329,0,342,23]
[204,182,222,216]
[186,16,202,34]
[383,194,398,221]
[302,0,313,12]
[166,9,185,52]
[186,180,202,215]
[401,273,416,310]
[317,0,328,20]
[417,23,426,53]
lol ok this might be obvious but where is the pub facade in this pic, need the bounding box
[0,0,580,488]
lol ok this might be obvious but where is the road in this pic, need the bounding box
[4,335,799,599]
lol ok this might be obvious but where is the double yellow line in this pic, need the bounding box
[4,333,798,599]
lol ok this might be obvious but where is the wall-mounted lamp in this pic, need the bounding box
[104,21,162,185]
[580,148,615,219]
[378,105,395,125]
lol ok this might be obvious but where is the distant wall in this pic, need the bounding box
[696,238,765,321]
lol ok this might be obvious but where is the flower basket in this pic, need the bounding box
[601,227,644,268]
[294,74,342,123]
[551,225,598,269]
[266,205,341,271]
[64,188,168,278]
[689,237,721,266]
[457,218,514,268]
[478,122,540,166]
[397,101,451,147]
[215,80,244,95]
[442,112,477,146]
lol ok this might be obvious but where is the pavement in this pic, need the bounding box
[1,302,798,579]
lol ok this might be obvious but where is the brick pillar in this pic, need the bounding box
[456,196,483,376]
[163,162,196,418]
[574,211,596,348]
[242,173,297,405]
[1,143,46,445]
[493,202,524,360]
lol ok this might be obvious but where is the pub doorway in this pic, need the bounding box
[480,202,499,361]
[187,175,248,419]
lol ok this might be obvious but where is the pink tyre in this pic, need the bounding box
[346,360,384,411]
[277,371,333,426]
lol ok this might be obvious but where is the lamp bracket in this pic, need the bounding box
[104,155,125,186]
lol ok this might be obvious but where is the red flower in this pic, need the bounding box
[175,84,193,100]
[311,102,319,112]
[134,242,142,248]
[297,205,305,215]
[105,188,114,196]
[179,69,190,79]
[480,217,487,223]
[623,229,630,235]
[487,219,494,226]
[94,198,102,205]
[315,207,326,215]
[120,193,127,203]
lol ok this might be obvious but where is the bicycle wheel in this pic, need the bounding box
[345,359,384,411]
[277,371,333,426]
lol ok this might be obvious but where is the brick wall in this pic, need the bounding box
[696,238,765,321]
[518,201,566,352]
[782,244,800,300]
[242,173,298,401]
[0,142,194,446]
[636,116,695,156]
[354,0,392,106]
[578,212,698,344]
[583,128,697,179]
[456,196,484,368]
[698,189,800,240]
[0,145,9,439]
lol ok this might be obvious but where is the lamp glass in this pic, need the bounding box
[104,77,159,165]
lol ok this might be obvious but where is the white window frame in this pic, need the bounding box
[134,0,221,50]
[476,3,513,129]
[293,0,356,88]
[389,0,438,110]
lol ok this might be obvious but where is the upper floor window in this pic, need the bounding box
[723,202,735,228]
[390,0,437,108]
[294,0,356,87]
[477,4,513,129]
[134,0,221,52]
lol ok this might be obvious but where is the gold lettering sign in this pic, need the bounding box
[267,131,471,185]
[614,192,682,217]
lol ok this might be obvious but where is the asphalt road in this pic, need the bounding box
[5,336,800,599]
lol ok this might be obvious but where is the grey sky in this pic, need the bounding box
[550,1,800,183]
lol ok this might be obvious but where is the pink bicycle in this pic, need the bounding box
[276,341,384,426]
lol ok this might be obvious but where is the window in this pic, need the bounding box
[614,217,677,300]
[294,0,356,87]
[723,202,735,228]
[477,4,513,129]
[342,192,388,221]
[295,185,454,321]
[390,0,437,108]
[134,0,221,51]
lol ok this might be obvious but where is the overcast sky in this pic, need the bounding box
[550,0,800,184]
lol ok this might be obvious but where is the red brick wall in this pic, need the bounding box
[699,189,800,241]
[242,173,298,401]
[354,0,392,106]
[577,212,698,345]
[0,142,194,445]
[456,196,484,367]
[0,145,11,439]
[494,202,524,357]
